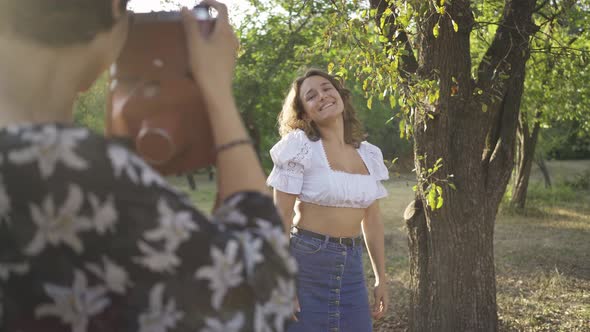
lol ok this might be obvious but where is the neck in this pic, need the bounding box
[0,36,90,127]
[316,115,346,146]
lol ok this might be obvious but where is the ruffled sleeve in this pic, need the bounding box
[266,130,312,195]
[361,141,389,199]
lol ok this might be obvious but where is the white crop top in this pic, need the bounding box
[266,129,389,208]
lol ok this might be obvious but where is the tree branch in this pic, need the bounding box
[476,1,538,90]
[479,0,539,189]
[533,0,551,13]
[368,0,419,77]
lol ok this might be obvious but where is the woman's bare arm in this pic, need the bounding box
[362,200,389,319]
[273,189,297,234]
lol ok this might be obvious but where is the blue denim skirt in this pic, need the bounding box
[287,230,372,332]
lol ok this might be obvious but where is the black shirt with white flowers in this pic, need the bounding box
[0,123,296,332]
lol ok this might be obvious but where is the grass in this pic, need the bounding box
[166,173,218,214]
[494,204,590,332]
[170,160,590,332]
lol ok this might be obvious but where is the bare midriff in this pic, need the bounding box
[293,200,365,238]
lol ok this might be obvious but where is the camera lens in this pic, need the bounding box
[137,128,176,165]
[194,6,212,21]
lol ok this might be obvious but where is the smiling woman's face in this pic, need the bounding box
[299,75,345,124]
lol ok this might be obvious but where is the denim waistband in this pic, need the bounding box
[291,227,363,247]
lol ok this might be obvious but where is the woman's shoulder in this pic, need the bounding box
[0,122,181,196]
[269,129,312,164]
[359,140,384,157]
[271,129,311,151]
[281,129,311,143]
[359,141,389,180]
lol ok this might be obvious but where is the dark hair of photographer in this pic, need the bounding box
[0,1,295,331]
[0,0,129,46]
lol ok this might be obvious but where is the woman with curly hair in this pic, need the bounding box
[267,69,390,332]
[0,0,295,331]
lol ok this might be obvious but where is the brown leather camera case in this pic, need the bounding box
[106,11,215,175]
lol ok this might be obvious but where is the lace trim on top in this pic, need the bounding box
[285,141,311,176]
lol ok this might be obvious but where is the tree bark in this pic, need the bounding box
[370,0,538,331]
[511,111,542,209]
[535,157,552,188]
[403,199,428,331]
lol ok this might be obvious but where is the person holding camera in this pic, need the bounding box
[0,0,295,331]
[267,69,390,332]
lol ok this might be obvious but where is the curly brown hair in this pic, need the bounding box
[277,69,365,148]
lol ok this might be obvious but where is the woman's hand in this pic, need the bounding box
[371,280,389,320]
[292,295,300,321]
[181,0,239,102]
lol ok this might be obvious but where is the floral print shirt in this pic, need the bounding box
[0,123,297,332]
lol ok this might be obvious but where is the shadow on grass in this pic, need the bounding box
[496,204,590,281]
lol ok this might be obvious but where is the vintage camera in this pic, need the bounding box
[106,5,216,175]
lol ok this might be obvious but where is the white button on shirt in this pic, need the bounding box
[266,129,389,209]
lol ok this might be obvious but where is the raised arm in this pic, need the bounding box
[181,1,267,201]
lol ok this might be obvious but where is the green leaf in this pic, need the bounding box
[433,23,440,38]
[452,20,458,32]
[367,96,373,110]
[436,196,444,209]
[399,119,406,138]
[482,104,488,112]
[327,62,335,74]
[389,95,397,108]
[427,189,437,209]
[449,183,457,190]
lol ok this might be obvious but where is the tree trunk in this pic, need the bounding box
[405,195,498,331]
[404,199,427,330]
[410,101,502,331]
[511,111,542,209]
[369,0,538,330]
[535,157,552,188]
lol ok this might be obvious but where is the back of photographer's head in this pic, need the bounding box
[0,0,129,46]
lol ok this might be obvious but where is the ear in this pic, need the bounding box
[112,0,125,19]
